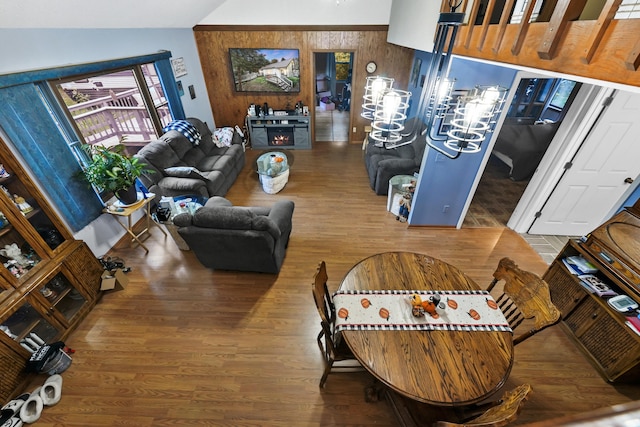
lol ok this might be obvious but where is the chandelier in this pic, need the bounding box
[361,2,507,158]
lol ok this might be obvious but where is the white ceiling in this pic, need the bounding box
[0,0,393,29]
[0,0,227,29]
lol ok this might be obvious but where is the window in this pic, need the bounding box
[549,79,577,110]
[53,63,171,156]
[0,51,185,231]
[334,52,352,82]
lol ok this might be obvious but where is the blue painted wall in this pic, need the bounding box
[617,184,640,214]
[406,54,518,226]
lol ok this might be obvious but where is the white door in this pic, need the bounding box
[528,90,640,236]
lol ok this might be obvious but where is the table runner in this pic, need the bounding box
[333,290,512,332]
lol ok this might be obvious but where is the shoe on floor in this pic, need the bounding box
[40,374,62,406]
[0,417,23,427]
[18,389,42,424]
[1,393,29,417]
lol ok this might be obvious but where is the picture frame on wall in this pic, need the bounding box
[229,48,300,93]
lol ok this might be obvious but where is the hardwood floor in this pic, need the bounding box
[25,143,639,426]
[315,108,349,142]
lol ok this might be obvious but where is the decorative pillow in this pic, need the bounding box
[214,127,235,148]
[163,166,208,180]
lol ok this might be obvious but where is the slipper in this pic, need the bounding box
[18,388,42,424]
[0,417,23,427]
[39,374,62,406]
[1,393,29,417]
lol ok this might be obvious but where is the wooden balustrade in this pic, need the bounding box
[66,86,170,148]
[442,0,640,88]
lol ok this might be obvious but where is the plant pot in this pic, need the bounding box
[115,185,138,205]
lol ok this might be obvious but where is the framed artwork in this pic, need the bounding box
[229,48,300,93]
[171,57,187,77]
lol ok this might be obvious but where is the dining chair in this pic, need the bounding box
[311,261,362,388]
[488,257,561,345]
[435,384,532,427]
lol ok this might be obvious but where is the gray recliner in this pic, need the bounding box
[172,196,294,274]
[364,117,427,195]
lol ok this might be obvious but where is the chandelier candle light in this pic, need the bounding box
[361,76,394,121]
[370,89,411,146]
[361,1,507,158]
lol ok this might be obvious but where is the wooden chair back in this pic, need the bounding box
[436,384,532,427]
[488,258,561,345]
[311,261,359,387]
[312,261,334,325]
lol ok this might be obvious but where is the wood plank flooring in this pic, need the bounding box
[315,108,350,142]
[26,142,639,426]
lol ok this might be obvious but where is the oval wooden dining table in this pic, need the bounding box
[338,252,514,407]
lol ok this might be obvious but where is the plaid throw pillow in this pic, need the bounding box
[163,120,202,145]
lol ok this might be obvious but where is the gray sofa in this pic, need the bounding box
[134,118,245,198]
[364,117,427,195]
[173,196,295,274]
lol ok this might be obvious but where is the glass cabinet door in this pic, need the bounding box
[0,157,67,287]
[0,212,43,282]
[39,272,87,325]
[0,300,61,354]
[0,161,65,249]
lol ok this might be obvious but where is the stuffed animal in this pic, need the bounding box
[410,294,442,318]
[0,243,32,267]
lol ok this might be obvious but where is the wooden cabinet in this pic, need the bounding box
[247,114,311,149]
[0,139,103,401]
[544,209,640,382]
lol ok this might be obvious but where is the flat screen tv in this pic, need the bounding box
[229,48,300,93]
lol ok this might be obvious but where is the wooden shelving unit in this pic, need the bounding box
[544,203,640,383]
[0,138,104,401]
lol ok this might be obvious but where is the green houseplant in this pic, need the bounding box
[80,143,149,205]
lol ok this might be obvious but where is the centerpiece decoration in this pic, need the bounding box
[268,154,285,177]
[79,143,149,205]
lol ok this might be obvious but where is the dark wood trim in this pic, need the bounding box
[193,24,389,32]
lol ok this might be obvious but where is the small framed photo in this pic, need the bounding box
[171,57,188,78]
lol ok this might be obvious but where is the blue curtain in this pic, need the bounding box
[0,84,103,231]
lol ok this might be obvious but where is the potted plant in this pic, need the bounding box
[79,143,149,205]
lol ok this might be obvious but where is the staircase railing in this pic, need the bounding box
[441,0,640,88]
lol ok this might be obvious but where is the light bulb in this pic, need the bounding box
[462,99,485,127]
[371,77,388,103]
[382,92,401,121]
[481,86,501,104]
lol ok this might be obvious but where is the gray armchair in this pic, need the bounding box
[172,196,294,274]
[364,117,427,195]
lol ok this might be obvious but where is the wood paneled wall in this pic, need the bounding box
[193,25,414,143]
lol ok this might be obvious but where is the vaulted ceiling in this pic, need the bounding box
[0,0,226,28]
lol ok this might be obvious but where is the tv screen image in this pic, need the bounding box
[229,48,300,93]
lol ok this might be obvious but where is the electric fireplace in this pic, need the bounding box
[267,127,295,147]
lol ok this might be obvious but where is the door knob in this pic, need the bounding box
[624,177,634,184]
